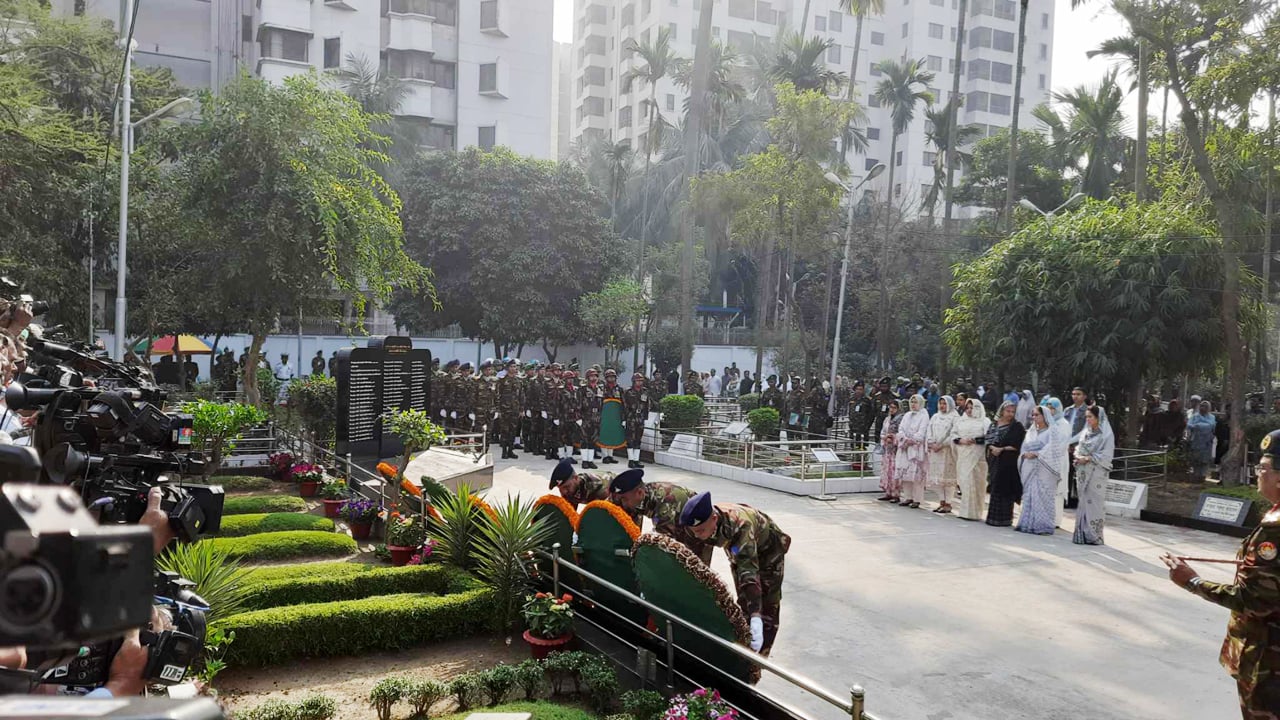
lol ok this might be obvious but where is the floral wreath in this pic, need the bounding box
[534,494,581,530]
[470,494,499,522]
[580,500,641,541]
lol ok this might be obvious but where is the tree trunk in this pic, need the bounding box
[848,13,865,98]
[799,0,813,35]
[880,134,899,369]
[1135,39,1149,202]
[819,250,836,379]
[1002,0,1029,232]
[678,0,715,387]
[754,231,776,385]
[1125,374,1143,446]
[244,331,266,408]
[940,0,969,390]
[634,94,657,373]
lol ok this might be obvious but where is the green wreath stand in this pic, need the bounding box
[632,533,759,684]
[533,495,578,565]
[576,502,648,626]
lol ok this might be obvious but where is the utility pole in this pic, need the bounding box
[1264,92,1275,412]
[1002,0,1029,232]
[112,0,133,361]
[940,0,969,389]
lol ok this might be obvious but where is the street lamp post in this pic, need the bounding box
[111,92,194,360]
[824,164,886,416]
[1018,192,1085,230]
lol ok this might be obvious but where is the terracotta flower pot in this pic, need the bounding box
[298,481,319,498]
[349,521,372,540]
[321,499,345,518]
[388,545,416,566]
[522,630,573,660]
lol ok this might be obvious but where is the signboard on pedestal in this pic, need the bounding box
[336,336,432,459]
[1103,480,1148,518]
[1193,493,1254,527]
[811,448,841,464]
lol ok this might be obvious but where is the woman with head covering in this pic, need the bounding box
[927,395,960,513]
[1188,401,1217,480]
[1015,390,1035,428]
[877,400,904,503]
[1042,397,1072,528]
[895,394,931,508]
[1072,405,1115,545]
[950,398,991,521]
[985,400,1027,526]
[1016,405,1065,535]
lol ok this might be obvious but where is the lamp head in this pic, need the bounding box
[1018,198,1039,213]
[824,172,848,190]
[865,163,886,182]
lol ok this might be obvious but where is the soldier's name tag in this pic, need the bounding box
[1259,541,1278,561]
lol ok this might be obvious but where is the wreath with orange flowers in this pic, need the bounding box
[375,461,398,479]
[534,494,581,529]
[580,500,641,541]
[633,534,753,650]
[470,494,499,522]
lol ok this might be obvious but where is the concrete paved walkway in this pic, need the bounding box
[485,454,1242,720]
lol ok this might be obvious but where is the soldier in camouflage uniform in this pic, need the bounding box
[455,362,475,433]
[548,458,611,508]
[609,470,711,563]
[522,361,546,460]
[472,359,500,446]
[785,377,809,438]
[580,367,605,469]
[806,377,832,440]
[496,358,524,459]
[680,491,791,655]
[560,367,584,464]
[759,375,786,442]
[1165,428,1280,719]
[848,380,875,448]
[544,363,565,460]
[649,369,667,416]
[685,370,704,398]
[869,376,899,444]
[622,372,650,469]
[437,360,458,429]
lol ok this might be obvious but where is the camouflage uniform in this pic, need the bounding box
[848,391,875,445]
[786,385,809,436]
[560,377,584,451]
[523,367,548,459]
[759,383,786,441]
[545,369,566,458]
[429,366,446,419]
[496,366,524,458]
[708,503,791,655]
[649,371,667,410]
[623,481,712,564]
[685,373,704,399]
[473,373,500,437]
[623,381,650,450]
[580,378,605,467]
[807,384,832,440]
[869,387,899,443]
[1189,503,1280,718]
[560,471,612,508]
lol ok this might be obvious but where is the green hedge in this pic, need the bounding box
[437,701,598,720]
[242,564,466,610]
[737,393,761,412]
[214,475,275,492]
[216,587,494,666]
[207,531,356,561]
[244,560,375,585]
[224,494,309,515]
[218,513,334,537]
[660,395,705,430]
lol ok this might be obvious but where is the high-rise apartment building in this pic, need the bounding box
[54,0,555,158]
[569,0,1054,211]
[552,41,574,159]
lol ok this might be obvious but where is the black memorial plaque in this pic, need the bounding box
[336,337,432,458]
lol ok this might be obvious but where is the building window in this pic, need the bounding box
[868,127,880,140]
[1039,42,1048,59]
[829,10,842,31]
[969,26,990,49]
[949,58,957,73]
[815,15,826,31]
[928,22,943,39]
[828,44,841,64]
[620,3,634,26]
[894,183,901,197]
[930,0,943,6]
[950,26,956,41]
[478,126,496,150]
[388,49,431,80]
[895,150,903,166]
[323,37,340,69]
[994,29,1015,51]
[259,28,309,62]
[870,62,883,77]
[479,62,498,93]
[669,22,677,38]
[584,35,606,55]
[642,0,651,16]
[989,92,1011,115]
[902,22,909,37]
[727,29,754,52]
[927,55,942,71]
[727,0,754,19]
[619,105,632,127]
[966,90,989,111]
[241,14,253,42]
[871,31,884,45]
[1038,73,1045,89]
[869,93,881,107]
[923,150,936,166]
[1042,12,1049,28]
[666,93,675,111]
[427,60,456,88]
[428,0,457,24]
[479,0,498,30]
[865,158,880,171]
[425,124,455,150]
[991,61,1013,83]
[584,66,605,88]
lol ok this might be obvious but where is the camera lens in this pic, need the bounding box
[0,563,57,628]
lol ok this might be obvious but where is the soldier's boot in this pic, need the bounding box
[581,448,597,469]
[508,443,520,459]
[601,451,616,464]
[514,436,523,450]
[629,448,645,468]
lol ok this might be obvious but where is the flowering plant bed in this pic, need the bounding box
[338,498,379,524]
[664,688,737,720]
[267,452,296,481]
[522,592,574,640]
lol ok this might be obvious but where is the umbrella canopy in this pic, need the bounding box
[134,335,213,356]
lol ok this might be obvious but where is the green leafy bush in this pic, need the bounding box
[180,399,267,478]
[473,496,553,630]
[660,395,705,430]
[480,664,517,706]
[215,475,274,492]
[241,564,463,611]
[288,375,338,447]
[543,651,587,695]
[218,513,334,537]
[513,659,545,700]
[435,702,599,720]
[1208,485,1269,505]
[369,677,409,720]
[156,541,251,623]
[243,560,368,584]
[215,587,493,666]
[406,678,448,718]
[429,482,484,571]
[578,654,619,713]
[747,407,780,440]
[223,495,309,515]
[737,393,760,412]
[295,695,337,720]
[208,531,356,562]
[237,695,336,720]
[448,673,483,712]
[622,690,667,720]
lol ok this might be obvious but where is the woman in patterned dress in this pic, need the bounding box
[1016,405,1065,535]
[927,395,959,514]
[877,401,904,503]
[950,399,991,521]
[1072,405,1115,545]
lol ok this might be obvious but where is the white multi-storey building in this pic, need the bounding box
[569,0,1054,210]
[54,0,555,158]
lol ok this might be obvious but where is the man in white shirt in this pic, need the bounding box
[274,353,295,403]
[707,369,722,398]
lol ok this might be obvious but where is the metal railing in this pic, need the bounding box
[656,426,875,485]
[1112,446,1167,484]
[539,547,876,720]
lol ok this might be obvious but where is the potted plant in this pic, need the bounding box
[520,592,574,659]
[267,451,296,481]
[291,463,325,497]
[384,513,428,566]
[665,688,737,720]
[338,498,378,540]
[319,478,349,518]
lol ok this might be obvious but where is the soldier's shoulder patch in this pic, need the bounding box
[1264,434,1273,451]
[1260,541,1278,561]
[1263,508,1280,525]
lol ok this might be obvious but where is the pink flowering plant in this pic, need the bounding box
[407,539,437,565]
[664,689,737,720]
[290,463,325,484]
[267,452,296,480]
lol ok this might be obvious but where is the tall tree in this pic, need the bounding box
[840,0,887,97]
[957,129,1069,213]
[770,33,847,95]
[874,58,934,367]
[1054,70,1128,199]
[677,0,716,384]
[1002,0,1030,229]
[922,98,981,223]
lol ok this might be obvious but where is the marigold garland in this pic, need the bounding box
[400,479,423,497]
[534,494,582,530]
[469,494,499,522]
[375,462,398,479]
[580,500,642,541]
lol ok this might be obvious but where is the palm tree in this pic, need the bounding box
[839,0,886,99]
[874,58,934,366]
[770,33,847,94]
[1031,103,1077,174]
[1002,0,1029,230]
[570,136,634,225]
[673,40,746,138]
[332,53,417,159]
[1054,69,1127,199]
[1088,34,1171,187]
[922,98,980,222]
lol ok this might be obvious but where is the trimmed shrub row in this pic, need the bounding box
[237,695,336,720]
[241,564,468,611]
[207,531,356,562]
[215,589,495,666]
[243,559,377,585]
[223,494,309,515]
[213,475,275,493]
[218,513,334,537]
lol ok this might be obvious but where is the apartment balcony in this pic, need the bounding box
[430,86,456,123]
[257,57,314,85]
[386,12,434,53]
[398,79,433,118]
[577,114,609,134]
[257,0,312,33]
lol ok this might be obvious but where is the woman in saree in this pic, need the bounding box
[927,395,959,514]
[1042,397,1072,528]
[1015,390,1035,428]
[1187,401,1216,480]
[1016,405,1065,535]
[877,400,903,503]
[950,399,991,521]
[985,400,1026,527]
[895,394,931,508]
[1072,405,1115,545]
